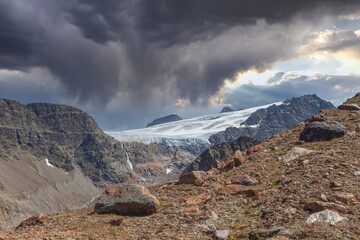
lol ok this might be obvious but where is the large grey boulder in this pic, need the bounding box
[299,119,346,142]
[94,185,160,215]
[306,209,345,224]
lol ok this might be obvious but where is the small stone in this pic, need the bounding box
[285,207,296,215]
[334,193,356,205]
[16,213,47,229]
[294,140,305,145]
[109,218,123,226]
[218,184,255,197]
[178,171,207,185]
[267,236,289,240]
[306,209,344,224]
[330,181,342,188]
[323,172,330,178]
[354,171,360,176]
[207,230,231,239]
[246,145,263,155]
[281,147,313,164]
[183,206,199,213]
[226,174,258,186]
[254,191,266,200]
[186,195,212,205]
[0,234,8,240]
[298,159,310,165]
[339,172,346,176]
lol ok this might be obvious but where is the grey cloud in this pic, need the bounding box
[1,0,360,129]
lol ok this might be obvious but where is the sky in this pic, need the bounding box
[0,0,360,130]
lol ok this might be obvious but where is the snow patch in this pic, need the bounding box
[45,158,54,168]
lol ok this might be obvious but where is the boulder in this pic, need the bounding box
[186,195,212,205]
[226,174,258,186]
[338,103,360,111]
[246,145,262,155]
[299,120,346,142]
[218,184,255,196]
[221,150,246,171]
[334,193,356,205]
[281,147,313,164]
[178,171,206,185]
[306,209,344,224]
[304,201,349,213]
[16,213,47,229]
[94,185,160,215]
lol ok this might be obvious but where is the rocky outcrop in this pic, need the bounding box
[146,114,183,127]
[219,107,234,113]
[209,94,335,143]
[178,171,207,186]
[184,136,260,172]
[299,115,346,142]
[94,185,160,215]
[16,213,47,229]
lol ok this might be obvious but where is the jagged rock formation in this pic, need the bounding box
[209,94,335,143]
[146,114,183,127]
[184,136,260,172]
[219,107,234,113]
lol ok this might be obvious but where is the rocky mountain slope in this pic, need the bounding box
[146,114,183,127]
[210,94,334,143]
[7,93,359,239]
[0,99,206,231]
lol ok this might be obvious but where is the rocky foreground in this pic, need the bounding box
[5,93,360,239]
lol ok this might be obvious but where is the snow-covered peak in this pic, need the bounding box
[106,102,283,147]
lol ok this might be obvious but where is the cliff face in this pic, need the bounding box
[209,94,335,143]
[0,99,137,231]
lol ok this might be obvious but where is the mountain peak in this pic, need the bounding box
[220,107,234,113]
[146,114,183,127]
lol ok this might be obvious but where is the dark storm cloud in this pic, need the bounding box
[1,0,360,128]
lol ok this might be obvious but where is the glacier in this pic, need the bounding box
[106,102,283,147]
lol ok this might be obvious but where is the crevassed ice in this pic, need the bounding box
[106,102,283,146]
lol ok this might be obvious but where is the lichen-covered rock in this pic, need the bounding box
[281,147,313,164]
[94,185,160,215]
[306,209,344,224]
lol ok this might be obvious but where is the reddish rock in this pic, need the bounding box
[246,145,263,155]
[338,103,360,111]
[94,185,160,215]
[298,159,310,165]
[218,184,255,197]
[254,191,267,200]
[186,195,212,205]
[0,234,8,240]
[334,193,356,205]
[109,218,123,226]
[304,201,349,213]
[178,171,207,185]
[16,213,47,229]
[309,114,327,122]
[226,174,258,186]
[222,150,246,171]
[330,181,342,188]
[183,206,199,213]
